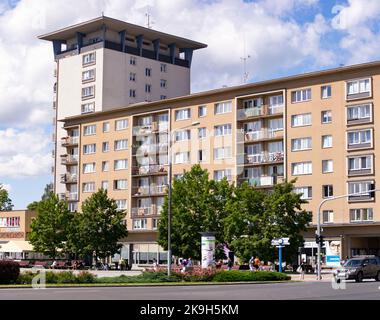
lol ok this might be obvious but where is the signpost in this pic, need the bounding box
[271,238,290,273]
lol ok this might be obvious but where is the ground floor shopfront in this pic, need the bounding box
[301,224,380,267]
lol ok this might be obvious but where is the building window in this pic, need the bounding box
[198,150,206,163]
[101,181,109,190]
[115,119,129,131]
[199,106,207,117]
[161,64,167,73]
[152,218,159,230]
[322,160,333,173]
[244,98,263,109]
[129,89,136,98]
[116,200,128,210]
[291,113,312,127]
[83,52,96,66]
[82,69,95,82]
[174,152,190,164]
[102,142,109,153]
[348,181,374,201]
[215,101,232,114]
[175,109,191,121]
[145,84,152,93]
[130,73,136,82]
[214,147,232,160]
[350,208,374,222]
[321,85,332,99]
[198,128,207,139]
[83,125,96,136]
[321,111,332,124]
[291,88,311,103]
[81,102,95,114]
[347,129,372,149]
[160,95,167,100]
[323,210,334,223]
[145,68,152,77]
[214,124,232,136]
[347,78,371,97]
[115,139,128,151]
[175,130,191,142]
[160,79,167,88]
[82,86,95,99]
[83,163,96,174]
[83,182,96,193]
[322,135,333,149]
[130,57,136,65]
[114,180,128,190]
[214,169,232,182]
[294,187,312,200]
[103,122,110,133]
[114,159,128,171]
[348,155,373,175]
[291,137,312,151]
[292,162,312,176]
[102,161,109,172]
[323,185,333,198]
[347,104,372,123]
[133,219,147,230]
[268,118,284,131]
[83,144,96,155]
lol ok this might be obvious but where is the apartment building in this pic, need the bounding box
[60,60,380,266]
[38,16,207,211]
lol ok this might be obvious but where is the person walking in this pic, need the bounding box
[249,256,255,271]
[254,256,261,271]
[152,258,159,272]
[299,259,306,280]
[227,258,233,271]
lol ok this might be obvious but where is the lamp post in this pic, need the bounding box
[167,121,200,277]
[316,186,379,280]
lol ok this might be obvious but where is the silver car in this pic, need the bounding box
[334,256,380,283]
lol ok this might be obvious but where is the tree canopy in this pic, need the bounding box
[0,184,13,211]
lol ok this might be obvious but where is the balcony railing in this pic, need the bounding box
[132,185,168,197]
[244,130,283,142]
[58,192,78,201]
[132,143,169,156]
[237,105,284,121]
[240,175,285,187]
[60,155,79,165]
[60,174,78,184]
[131,205,162,217]
[132,165,168,176]
[61,137,79,147]
[246,152,284,165]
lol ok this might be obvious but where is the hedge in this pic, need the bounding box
[17,271,96,285]
[0,261,20,284]
[212,271,291,282]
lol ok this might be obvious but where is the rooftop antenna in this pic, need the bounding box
[240,35,251,84]
[145,6,155,29]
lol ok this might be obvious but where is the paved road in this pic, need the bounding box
[1,280,380,300]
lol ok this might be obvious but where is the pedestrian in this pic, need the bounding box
[254,256,261,271]
[152,258,159,272]
[298,259,306,280]
[227,258,233,271]
[249,256,255,271]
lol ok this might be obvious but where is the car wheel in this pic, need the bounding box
[375,271,380,282]
[356,272,363,283]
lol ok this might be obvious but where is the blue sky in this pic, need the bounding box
[1,0,380,209]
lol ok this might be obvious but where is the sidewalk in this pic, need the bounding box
[290,272,334,282]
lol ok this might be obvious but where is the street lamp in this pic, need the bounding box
[316,186,379,280]
[167,121,200,276]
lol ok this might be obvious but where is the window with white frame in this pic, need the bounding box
[83,163,96,174]
[161,64,167,72]
[199,106,207,117]
[268,118,284,131]
[83,125,96,136]
[160,95,167,100]
[145,84,151,93]
[322,135,333,149]
[244,98,262,109]
[294,186,312,200]
[322,160,333,173]
[321,85,332,99]
[116,199,128,210]
[214,124,232,136]
[323,210,334,223]
[83,144,96,155]
[152,218,159,230]
[321,110,332,124]
[323,185,333,198]
[114,179,128,190]
[347,78,371,95]
[129,73,136,82]
[347,104,371,122]
[348,181,373,197]
[81,102,95,114]
[82,182,95,193]
[268,141,283,153]
[245,144,262,156]
[244,121,261,132]
[350,208,373,222]
[175,109,191,121]
[160,79,167,88]
[198,150,207,162]
[133,219,147,230]
[129,89,136,98]
[145,68,152,77]
[114,159,128,170]
[102,142,109,153]
[130,56,136,65]
[103,122,110,133]
[83,52,95,65]
[101,181,109,190]
[198,128,207,139]
[214,169,232,181]
[348,155,372,173]
[214,147,232,160]
[82,69,95,82]
[102,161,109,172]
[174,152,190,164]
[291,88,311,103]
[347,129,372,146]
[115,139,128,151]
[291,137,312,151]
[291,113,312,127]
[269,95,284,114]
[215,101,232,114]
[292,162,312,175]
[115,119,129,131]
[82,86,95,99]
[175,130,191,141]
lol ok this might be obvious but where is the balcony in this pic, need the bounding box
[132,165,168,176]
[133,122,168,136]
[132,143,168,156]
[60,155,79,165]
[60,173,78,184]
[237,105,284,121]
[58,192,78,202]
[245,152,284,165]
[240,175,285,187]
[131,205,161,217]
[244,130,283,143]
[61,136,79,147]
[132,185,168,197]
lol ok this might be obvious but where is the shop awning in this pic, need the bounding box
[0,241,34,253]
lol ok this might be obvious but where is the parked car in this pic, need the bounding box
[333,256,380,283]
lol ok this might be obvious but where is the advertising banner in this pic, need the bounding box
[201,234,216,269]
[325,240,341,267]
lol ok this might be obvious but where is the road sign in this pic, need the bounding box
[271,238,290,246]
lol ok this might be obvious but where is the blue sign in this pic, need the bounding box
[326,256,340,263]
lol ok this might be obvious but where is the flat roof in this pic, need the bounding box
[62,59,380,123]
[38,16,207,50]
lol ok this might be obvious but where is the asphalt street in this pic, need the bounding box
[1,280,380,300]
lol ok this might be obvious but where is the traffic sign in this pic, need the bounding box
[271,238,290,246]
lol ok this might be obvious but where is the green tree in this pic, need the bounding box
[29,193,74,259]
[0,184,13,211]
[157,165,234,260]
[70,189,128,262]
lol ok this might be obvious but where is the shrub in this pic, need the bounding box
[55,272,77,284]
[212,271,291,282]
[76,271,96,284]
[16,272,35,284]
[0,261,20,284]
[176,269,217,282]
